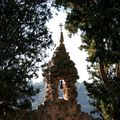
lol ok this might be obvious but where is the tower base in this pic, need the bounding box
[33,100,94,120]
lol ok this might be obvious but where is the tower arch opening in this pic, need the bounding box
[58,79,68,100]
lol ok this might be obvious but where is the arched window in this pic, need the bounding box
[58,80,68,100]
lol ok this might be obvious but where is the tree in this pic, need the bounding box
[53,0,120,119]
[84,63,120,120]
[0,0,53,119]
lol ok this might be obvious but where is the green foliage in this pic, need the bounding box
[54,0,120,63]
[84,63,110,119]
[0,0,53,119]
[84,63,120,120]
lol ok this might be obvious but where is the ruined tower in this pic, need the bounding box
[35,27,93,120]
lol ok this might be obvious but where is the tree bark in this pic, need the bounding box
[116,63,120,78]
[98,59,116,97]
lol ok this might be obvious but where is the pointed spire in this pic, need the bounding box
[59,23,64,44]
[60,31,64,44]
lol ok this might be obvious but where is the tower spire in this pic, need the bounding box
[59,23,64,44]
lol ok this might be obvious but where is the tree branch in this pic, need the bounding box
[116,63,120,79]
[98,58,115,97]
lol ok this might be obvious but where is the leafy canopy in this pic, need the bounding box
[54,0,120,63]
[0,0,53,118]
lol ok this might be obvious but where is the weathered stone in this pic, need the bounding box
[34,31,94,120]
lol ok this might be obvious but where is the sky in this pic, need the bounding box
[33,10,89,83]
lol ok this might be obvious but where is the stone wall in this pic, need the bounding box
[34,100,93,120]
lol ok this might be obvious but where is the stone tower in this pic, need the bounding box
[43,31,79,104]
[35,29,93,120]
